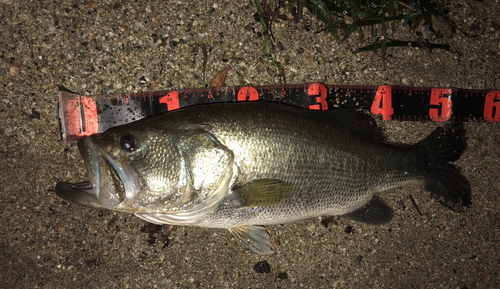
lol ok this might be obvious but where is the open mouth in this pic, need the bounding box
[55,138,129,208]
[55,181,99,205]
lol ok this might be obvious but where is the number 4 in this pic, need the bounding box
[371,86,393,120]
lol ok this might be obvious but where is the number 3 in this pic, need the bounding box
[308,83,328,110]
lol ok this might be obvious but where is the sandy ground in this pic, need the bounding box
[1,0,499,288]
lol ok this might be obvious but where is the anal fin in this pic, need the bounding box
[343,196,394,225]
[230,226,273,255]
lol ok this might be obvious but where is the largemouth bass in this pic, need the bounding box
[56,102,471,254]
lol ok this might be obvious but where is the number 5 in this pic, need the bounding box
[429,88,452,122]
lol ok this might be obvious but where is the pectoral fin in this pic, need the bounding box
[343,196,394,225]
[233,179,292,207]
[230,226,273,255]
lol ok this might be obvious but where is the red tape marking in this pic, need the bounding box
[371,85,393,120]
[160,91,180,111]
[430,88,452,122]
[65,97,97,137]
[237,87,259,101]
[484,91,500,122]
[308,83,328,110]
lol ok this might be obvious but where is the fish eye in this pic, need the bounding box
[120,133,139,151]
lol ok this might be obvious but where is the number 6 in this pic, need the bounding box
[484,91,500,122]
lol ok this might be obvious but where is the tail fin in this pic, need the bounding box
[419,125,471,209]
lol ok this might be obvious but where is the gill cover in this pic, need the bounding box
[135,128,235,225]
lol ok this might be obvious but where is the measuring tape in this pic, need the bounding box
[58,83,500,142]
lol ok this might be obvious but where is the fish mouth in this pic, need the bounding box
[56,138,141,209]
[55,181,99,205]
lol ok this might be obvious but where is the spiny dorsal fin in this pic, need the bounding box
[233,179,292,207]
[230,226,273,255]
[325,109,385,142]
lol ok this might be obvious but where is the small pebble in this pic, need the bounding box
[10,66,19,76]
[275,272,288,280]
[253,260,271,274]
[31,109,40,120]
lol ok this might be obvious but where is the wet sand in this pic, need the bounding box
[1,0,499,288]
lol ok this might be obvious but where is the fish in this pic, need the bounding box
[55,102,471,254]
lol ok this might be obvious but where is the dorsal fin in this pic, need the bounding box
[327,109,385,142]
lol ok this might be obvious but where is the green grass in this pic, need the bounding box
[254,0,287,84]
[254,0,453,74]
